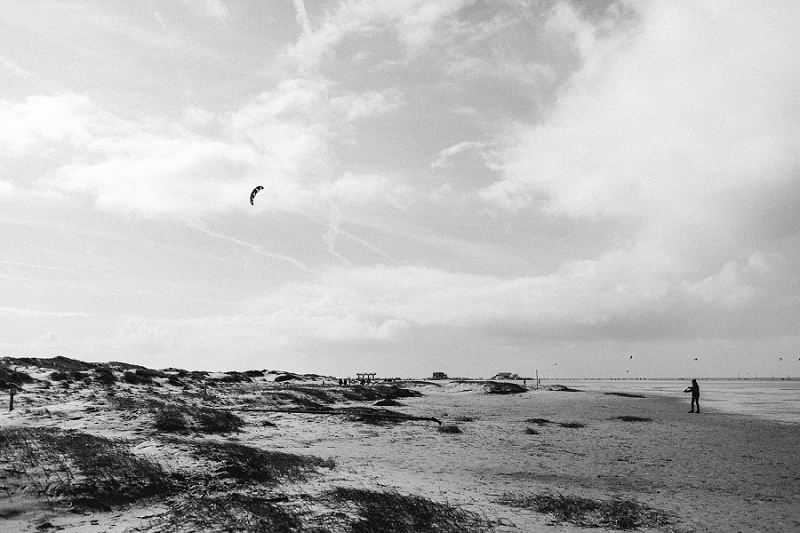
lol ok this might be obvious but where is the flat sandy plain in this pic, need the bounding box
[1,359,799,532]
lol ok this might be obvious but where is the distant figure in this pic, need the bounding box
[684,379,700,413]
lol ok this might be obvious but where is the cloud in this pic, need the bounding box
[179,0,230,20]
[330,89,405,122]
[482,0,800,274]
[292,0,313,37]
[235,253,798,348]
[431,141,488,168]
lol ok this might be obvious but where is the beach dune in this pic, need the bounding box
[1,359,798,532]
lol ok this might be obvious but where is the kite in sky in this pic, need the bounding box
[250,186,263,205]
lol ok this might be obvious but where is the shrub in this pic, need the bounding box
[559,422,585,428]
[122,371,153,385]
[525,427,539,435]
[49,370,71,381]
[437,425,462,434]
[153,405,191,432]
[195,407,245,433]
[0,367,34,386]
[93,367,116,386]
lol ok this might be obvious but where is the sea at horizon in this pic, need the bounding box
[521,377,800,425]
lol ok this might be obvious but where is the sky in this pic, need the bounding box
[2,0,799,379]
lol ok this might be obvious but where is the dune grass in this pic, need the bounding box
[614,415,652,422]
[0,426,174,510]
[166,438,334,484]
[328,487,494,533]
[150,402,244,433]
[525,417,552,425]
[151,493,302,533]
[498,492,675,530]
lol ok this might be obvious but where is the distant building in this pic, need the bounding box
[431,372,448,380]
[492,372,519,380]
[356,373,376,383]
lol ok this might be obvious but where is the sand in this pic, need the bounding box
[1,365,799,532]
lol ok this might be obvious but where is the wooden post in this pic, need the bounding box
[535,369,539,390]
[9,386,16,411]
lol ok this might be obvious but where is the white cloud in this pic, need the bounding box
[330,89,405,122]
[179,0,230,20]
[431,141,488,168]
[483,0,800,274]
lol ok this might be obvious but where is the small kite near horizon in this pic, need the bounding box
[250,185,263,205]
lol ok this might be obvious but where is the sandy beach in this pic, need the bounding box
[2,358,799,532]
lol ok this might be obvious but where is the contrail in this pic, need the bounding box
[185,219,316,274]
[291,0,312,36]
[312,203,400,266]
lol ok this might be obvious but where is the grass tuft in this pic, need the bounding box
[328,487,493,533]
[614,415,652,422]
[498,492,675,530]
[525,418,552,426]
[605,392,646,398]
[0,427,174,511]
[179,439,334,484]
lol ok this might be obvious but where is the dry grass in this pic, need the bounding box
[0,427,174,511]
[498,492,676,530]
[150,493,302,533]
[328,487,494,533]
[614,415,652,422]
[524,417,552,426]
[177,439,335,484]
[150,402,244,433]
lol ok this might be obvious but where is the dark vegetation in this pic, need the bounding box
[0,366,34,388]
[168,438,334,484]
[543,384,582,392]
[454,381,527,394]
[0,427,173,510]
[328,488,494,533]
[152,493,302,533]
[498,492,675,530]
[152,403,245,433]
[525,418,553,425]
[605,392,647,398]
[437,424,462,434]
[614,415,652,422]
[341,385,422,402]
[558,422,585,428]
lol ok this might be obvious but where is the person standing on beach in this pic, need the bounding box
[684,379,700,413]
